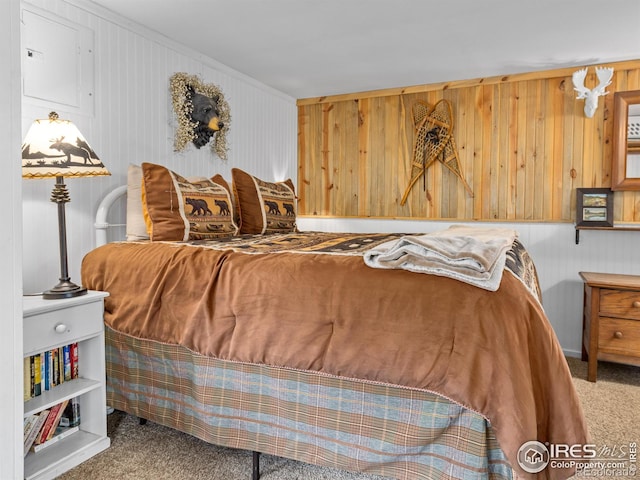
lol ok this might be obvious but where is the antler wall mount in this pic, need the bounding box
[572,66,614,118]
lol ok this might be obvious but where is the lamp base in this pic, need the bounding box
[43,280,88,300]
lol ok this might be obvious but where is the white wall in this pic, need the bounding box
[21,0,298,296]
[1,0,24,478]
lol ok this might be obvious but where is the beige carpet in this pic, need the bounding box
[59,357,639,480]
[566,358,640,480]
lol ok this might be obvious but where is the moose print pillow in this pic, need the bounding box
[232,168,297,234]
[141,162,238,241]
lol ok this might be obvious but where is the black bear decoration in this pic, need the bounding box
[185,86,224,149]
[170,72,230,160]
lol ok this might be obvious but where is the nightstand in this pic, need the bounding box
[580,272,640,382]
[23,290,110,480]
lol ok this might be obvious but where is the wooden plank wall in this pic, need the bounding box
[297,60,640,222]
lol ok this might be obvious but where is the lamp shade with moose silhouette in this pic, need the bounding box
[22,111,110,178]
[21,112,110,299]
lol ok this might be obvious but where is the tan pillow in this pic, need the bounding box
[231,168,296,234]
[126,164,150,241]
[141,162,238,241]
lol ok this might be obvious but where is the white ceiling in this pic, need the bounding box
[86,0,640,99]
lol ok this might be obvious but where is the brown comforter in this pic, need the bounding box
[82,232,588,480]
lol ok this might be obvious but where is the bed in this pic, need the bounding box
[81,163,589,480]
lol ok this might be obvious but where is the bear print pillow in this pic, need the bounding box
[141,162,238,241]
[232,168,296,234]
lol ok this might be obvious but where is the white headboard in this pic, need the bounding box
[94,185,127,247]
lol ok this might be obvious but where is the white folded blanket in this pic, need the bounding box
[363,225,518,291]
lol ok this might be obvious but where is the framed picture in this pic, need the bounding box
[576,188,614,227]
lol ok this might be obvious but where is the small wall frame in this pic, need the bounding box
[575,188,614,228]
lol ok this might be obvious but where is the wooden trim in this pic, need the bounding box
[588,284,601,382]
[297,214,577,223]
[297,59,640,106]
[579,272,640,290]
[612,90,640,190]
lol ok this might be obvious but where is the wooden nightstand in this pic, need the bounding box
[580,272,640,382]
[23,290,110,480]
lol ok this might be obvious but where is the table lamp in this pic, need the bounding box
[22,111,110,299]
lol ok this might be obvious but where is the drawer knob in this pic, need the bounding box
[614,331,623,339]
[633,301,640,308]
[54,323,68,334]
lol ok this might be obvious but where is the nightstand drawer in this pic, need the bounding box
[598,317,640,356]
[600,289,640,320]
[580,272,640,382]
[24,301,104,355]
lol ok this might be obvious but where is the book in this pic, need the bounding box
[30,425,79,453]
[52,348,59,386]
[43,350,51,391]
[33,353,42,397]
[47,399,69,442]
[63,344,71,381]
[23,356,31,401]
[48,349,54,387]
[33,410,52,446]
[23,415,39,439]
[70,342,79,379]
[40,353,45,393]
[34,399,68,445]
[29,356,35,398]
[58,346,65,385]
[23,410,49,457]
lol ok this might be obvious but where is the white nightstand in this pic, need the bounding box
[23,290,110,480]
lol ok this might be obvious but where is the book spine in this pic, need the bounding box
[43,351,50,391]
[70,342,79,379]
[33,354,41,397]
[29,356,35,398]
[58,347,64,384]
[48,350,54,388]
[40,353,45,393]
[52,349,59,386]
[63,344,71,381]
[23,357,31,401]
[24,410,49,456]
[46,399,69,442]
[35,400,65,445]
[23,415,38,439]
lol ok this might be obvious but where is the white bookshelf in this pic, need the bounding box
[23,291,110,480]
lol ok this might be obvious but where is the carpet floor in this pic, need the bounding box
[58,357,639,480]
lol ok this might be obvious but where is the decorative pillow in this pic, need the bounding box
[126,164,150,241]
[231,168,296,234]
[141,162,238,241]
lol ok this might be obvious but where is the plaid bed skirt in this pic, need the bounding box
[105,327,514,480]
